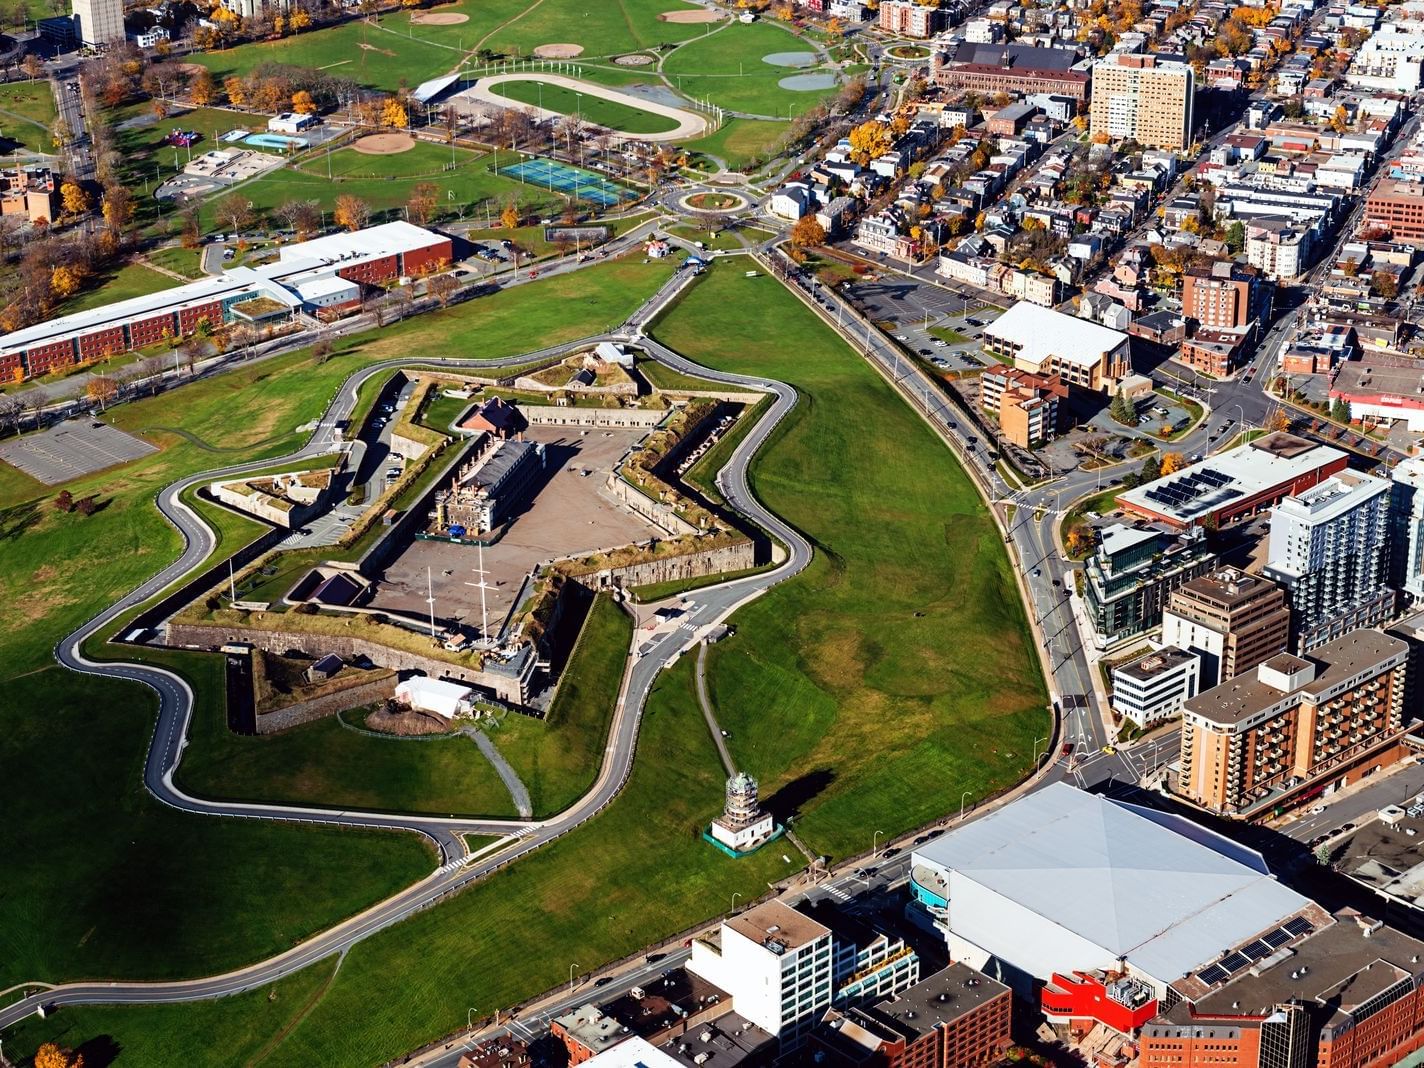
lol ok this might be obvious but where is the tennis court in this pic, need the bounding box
[499,158,633,207]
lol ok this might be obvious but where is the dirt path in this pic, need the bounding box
[462,726,533,818]
[694,642,734,777]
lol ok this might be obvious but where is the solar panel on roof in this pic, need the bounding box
[1221,952,1251,973]
[1263,928,1292,949]
[1284,917,1315,937]
[1243,940,1272,961]
[1197,965,1229,986]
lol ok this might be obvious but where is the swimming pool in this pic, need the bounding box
[245,133,309,150]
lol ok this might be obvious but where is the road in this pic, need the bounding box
[0,267,813,1031]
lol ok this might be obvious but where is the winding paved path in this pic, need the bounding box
[0,269,812,1031]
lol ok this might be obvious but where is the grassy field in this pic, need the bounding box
[0,79,57,154]
[490,594,633,816]
[235,143,559,231]
[60,262,177,315]
[226,656,791,1065]
[191,22,460,94]
[0,958,341,1067]
[682,117,788,171]
[492,80,680,135]
[177,700,522,818]
[651,265,1048,859]
[0,257,672,984]
[663,23,837,118]
[481,0,711,58]
[145,246,207,279]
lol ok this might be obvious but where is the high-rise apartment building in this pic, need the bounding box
[689,901,833,1049]
[1089,53,1196,150]
[1364,178,1424,243]
[1263,471,1395,651]
[71,0,123,46]
[1181,262,1274,375]
[877,0,941,37]
[1161,568,1291,688]
[1391,456,1424,605]
[1178,629,1410,816]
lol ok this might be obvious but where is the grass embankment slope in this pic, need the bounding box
[651,264,1049,859]
[0,257,672,987]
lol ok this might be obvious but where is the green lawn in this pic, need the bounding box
[666,223,744,251]
[0,79,57,154]
[387,0,532,50]
[482,0,711,59]
[0,256,672,985]
[175,700,522,818]
[637,357,728,393]
[191,22,460,94]
[682,117,789,171]
[663,23,837,118]
[651,265,1048,859]
[0,958,341,1068]
[490,594,633,816]
[60,262,176,315]
[233,144,559,232]
[145,246,208,279]
[492,80,680,135]
[222,656,791,1065]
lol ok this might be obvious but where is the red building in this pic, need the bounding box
[1364,179,1424,243]
[812,964,1011,1068]
[1041,971,1158,1036]
[0,221,452,381]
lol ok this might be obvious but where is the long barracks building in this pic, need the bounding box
[0,221,452,381]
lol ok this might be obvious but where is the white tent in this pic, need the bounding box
[395,677,474,719]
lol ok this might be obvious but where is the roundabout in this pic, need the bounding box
[678,190,749,214]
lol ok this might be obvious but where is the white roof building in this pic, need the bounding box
[580,1037,681,1068]
[981,302,1131,392]
[911,783,1317,1000]
[394,676,474,719]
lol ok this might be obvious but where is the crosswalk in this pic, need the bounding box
[823,884,852,902]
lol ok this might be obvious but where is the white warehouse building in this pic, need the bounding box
[908,784,1320,1002]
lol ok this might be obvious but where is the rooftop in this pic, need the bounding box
[1170,567,1281,613]
[1333,358,1424,409]
[554,1005,630,1056]
[1115,646,1199,683]
[912,783,1312,985]
[599,969,730,1045]
[1117,432,1345,526]
[656,1013,774,1068]
[725,900,829,954]
[1183,628,1408,727]
[982,302,1129,370]
[946,41,1082,72]
[579,1036,679,1068]
[859,963,1008,1040]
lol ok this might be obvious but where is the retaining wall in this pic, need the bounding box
[570,539,755,591]
[604,475,700,536]
[255,675,396,734]
[520,405,668,428]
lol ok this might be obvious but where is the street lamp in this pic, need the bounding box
[1033,736,1048,764]
[873,829,885,855]
[731,892,742,913]
[570,963,580,993]
[468,1008,478,1033]
[959,790,972,820]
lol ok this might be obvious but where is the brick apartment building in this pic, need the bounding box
[931,42,1089,101]
[1161,568,1291,688]
[979,366,1066,448]
[0,165,61,225]
[812,964,1011,1068]
[1363,178,1424,242]
[1089,53,1196,150]
[878,0,942,37]
[1178,628,1410,817]
[1180,261,1273,375]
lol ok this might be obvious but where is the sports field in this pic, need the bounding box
[491,80,680,135]
[231,143,560,229]
[480,0,712,58]
[683,117,788,171]
[499,156,633,207]
[0,79,57,154]
[652,264,1048,859]
[663,22,838,117]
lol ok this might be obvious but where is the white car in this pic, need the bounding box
[933,339,947,348]
[895,334,909,342]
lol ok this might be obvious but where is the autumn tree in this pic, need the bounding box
[292,89,317,115]
[188,67,216,106]
[51,117,71,148]
[1065,522,1094,557]
[1267,408,1292,433]
[847,119,891,165]
[1371,270,1399,299]
[53,490,75,514]
[1159,451,1186,475]
[500,199,520,230]
[50,264,82,297]
[177,201,202,248]
[86,375,118,411]
[784,214,825,248]
[101,184,133,233]
[21,53,43,79]
[216,194,256,235]
[333,194,370,231]
[406,181,438,226]
[381,96,409,129]
[224,76,247,106]
[428,272,458,307]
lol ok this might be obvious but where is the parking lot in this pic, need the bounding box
[0,419,158,485]
[1334,802,1424,908]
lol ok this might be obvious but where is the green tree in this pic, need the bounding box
[1109,387,1137,426]
[1139,454,1161,483]
[1225,220,1245,254]
[1330,397,1350,424]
